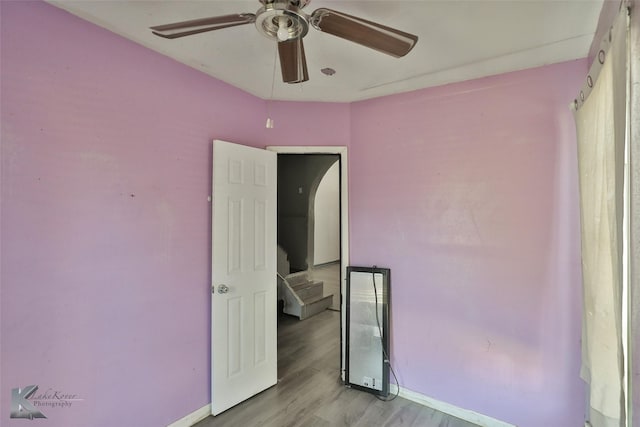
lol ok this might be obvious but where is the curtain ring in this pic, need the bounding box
[599,50,605,64]
[580,91,585,101]
[574,99,579,109]
[587,75,593,88]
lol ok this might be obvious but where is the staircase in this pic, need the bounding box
[278,271,333,320]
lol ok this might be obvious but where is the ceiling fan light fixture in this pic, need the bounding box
[277,17,290,41]
[255,1,309,42]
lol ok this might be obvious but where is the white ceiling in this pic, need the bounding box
[48,0,604,103]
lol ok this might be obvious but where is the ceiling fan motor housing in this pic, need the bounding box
[255,0,310,41]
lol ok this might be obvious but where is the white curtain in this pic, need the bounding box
[573,9,628,427]
[629,1,640,425]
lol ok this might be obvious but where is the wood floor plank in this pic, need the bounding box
[194,310,479,427]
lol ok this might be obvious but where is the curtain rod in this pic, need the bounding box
[571,2,632,111]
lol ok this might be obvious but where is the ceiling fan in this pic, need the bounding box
[150,0,418,84]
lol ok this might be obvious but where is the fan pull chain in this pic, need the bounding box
[266,44,278,129]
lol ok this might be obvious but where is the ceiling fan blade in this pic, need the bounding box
[278,38,309,84]
[310,8,417,58]
[150,14,255,39]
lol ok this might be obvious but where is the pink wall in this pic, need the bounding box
[349,60,587,427]
[0,2,348,426]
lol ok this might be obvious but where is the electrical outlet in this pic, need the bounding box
[362,376,372,387]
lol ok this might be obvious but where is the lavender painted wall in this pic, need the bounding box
[349,60,587,427]
[2,2,590,427]
[0,2,348,426]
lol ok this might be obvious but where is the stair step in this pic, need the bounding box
[281,271,332,320]
[297,282,324,302]
[285,271,309,286]
[300,294,333,320]
[290,280,317,290]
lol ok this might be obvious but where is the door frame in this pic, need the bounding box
[267,145,349,380]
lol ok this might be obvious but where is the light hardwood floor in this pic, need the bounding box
[194,310,478,427]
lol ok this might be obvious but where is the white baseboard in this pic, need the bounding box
[166,403,211,427]
[168,388,515,427]
[389,384,517,427]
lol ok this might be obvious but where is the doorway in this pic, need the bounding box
[209,142,348,418]
[268,146,349,380]
[277,153,340,310]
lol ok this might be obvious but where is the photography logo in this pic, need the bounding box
[11,385,47,419]
[10,385,83,420]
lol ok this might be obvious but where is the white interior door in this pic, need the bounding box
[211,140,277,415]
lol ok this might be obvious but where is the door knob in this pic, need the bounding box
[217,284,229,294]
